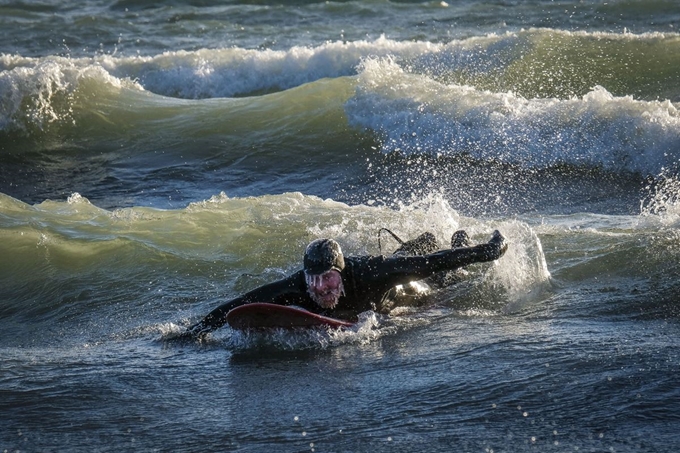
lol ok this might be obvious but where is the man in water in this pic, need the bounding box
[185,229,507,338]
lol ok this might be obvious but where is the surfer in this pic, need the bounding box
[184,229,507,338]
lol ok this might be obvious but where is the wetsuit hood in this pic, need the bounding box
[304,238,345,275]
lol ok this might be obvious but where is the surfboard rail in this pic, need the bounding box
[226,303,355,330]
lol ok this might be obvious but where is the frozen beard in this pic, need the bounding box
[305,271,345,309]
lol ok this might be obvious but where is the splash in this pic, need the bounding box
[492,221,552,313]
[214,311,385,351]
[641,170,680,226]
[346,57,680,176]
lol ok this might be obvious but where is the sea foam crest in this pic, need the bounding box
[345,57,680,176]
[0,55,142,131]
[99,36,438,99]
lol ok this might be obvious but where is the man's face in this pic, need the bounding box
[306,269,343,309]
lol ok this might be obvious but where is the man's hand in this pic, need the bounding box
[179,322,211,341]
[487,230,508,260]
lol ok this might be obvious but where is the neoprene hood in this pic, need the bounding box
[304,238,345,275]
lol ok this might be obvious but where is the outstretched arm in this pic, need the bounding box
[184,272,305,338]
[368,230,507,288]
[184,296,248,338]
[425,229,507,271]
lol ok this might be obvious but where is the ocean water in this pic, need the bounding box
[2,0,680,451]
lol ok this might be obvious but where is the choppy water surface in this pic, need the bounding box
[2,0,680,451]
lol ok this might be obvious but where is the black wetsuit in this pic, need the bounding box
[189,234,506,335]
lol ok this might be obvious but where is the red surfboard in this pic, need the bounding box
[226,303,355,330]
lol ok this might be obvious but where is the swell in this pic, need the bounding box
[408,29,680,101]
[0,70,360,206]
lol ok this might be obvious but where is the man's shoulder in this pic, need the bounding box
[345,254,389,270]
[348,252,394,260]
[257,269,306,293]
[284,269,306,286]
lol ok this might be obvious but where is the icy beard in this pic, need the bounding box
[305,273,345,310]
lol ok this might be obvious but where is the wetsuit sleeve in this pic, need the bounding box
[360,232,506,291]
[186,271,305,336]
